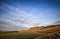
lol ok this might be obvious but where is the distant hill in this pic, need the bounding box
[19,24,60,34]
[19,24,60,39]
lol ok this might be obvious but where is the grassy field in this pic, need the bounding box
[0,30,60,39]
[0,31,40,39]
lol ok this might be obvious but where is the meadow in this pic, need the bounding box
[0,31,40,39]
[0,30,60,39]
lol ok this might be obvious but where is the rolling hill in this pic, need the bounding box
[19,24,60,34]
[19,24,60,39]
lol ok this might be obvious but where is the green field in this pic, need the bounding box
[0,31,60,39]
[0,31,40,39]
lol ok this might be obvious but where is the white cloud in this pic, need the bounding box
[0,3,42,30]
[2,3,59,30]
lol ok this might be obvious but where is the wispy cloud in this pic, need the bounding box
[0,3,41,30]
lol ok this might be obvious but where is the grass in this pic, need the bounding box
[0,32,40,39]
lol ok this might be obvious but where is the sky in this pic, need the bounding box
[0,0,60,31]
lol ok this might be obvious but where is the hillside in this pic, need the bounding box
[19,24,60,39]
[35,30,60,39]
[19,24,60,34]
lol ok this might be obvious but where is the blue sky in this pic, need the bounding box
[0,0,60,31]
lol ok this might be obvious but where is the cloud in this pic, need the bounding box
[0,3,42,31]
[0,21,27,31]
[54,20,60,24]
